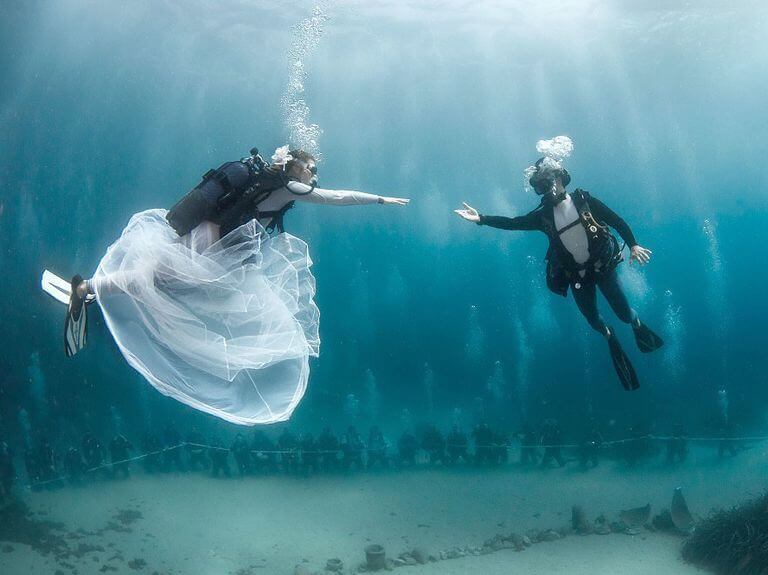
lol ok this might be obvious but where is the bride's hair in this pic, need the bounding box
[286,149,316,173]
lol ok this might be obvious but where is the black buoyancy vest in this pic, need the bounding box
[541,190,622,295]
[166,161,288,237]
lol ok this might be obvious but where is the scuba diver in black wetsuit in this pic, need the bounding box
[456,154,663,390]
[0,440,15,501]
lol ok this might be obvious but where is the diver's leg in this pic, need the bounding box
[574,278,640,390]
[88,271,146,297]
[571,282,609,336]
[597,270,637,326]
[599,270,664,352]
[554,448,565,468]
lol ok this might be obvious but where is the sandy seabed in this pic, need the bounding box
[2,444,767,575]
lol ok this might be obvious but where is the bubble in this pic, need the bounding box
[512,315,532,421]
[343,393,360,419]
[464,305,487,365]
[486,360,505,401]
[535,135,574,162]
[702,217,723,274]
[363,368,380,420]
[280,2,333,157]
[662,289,685,382]
[423,363,436,417]
[523,134,573,192]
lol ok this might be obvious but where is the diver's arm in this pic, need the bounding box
[455,202,541,231]
[477,213,541,231]
[286,181,409,206]
[590,196,652,264]
[588,196,638,247]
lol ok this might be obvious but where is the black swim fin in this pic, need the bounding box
[632,320,664,353]
[607,328,640,391]
[64,275,88,357]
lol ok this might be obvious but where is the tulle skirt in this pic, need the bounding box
[92,209,320,425]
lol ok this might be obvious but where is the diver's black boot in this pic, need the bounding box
[64,275,88,357]
[632,319,664,353]
[606,327,640,391]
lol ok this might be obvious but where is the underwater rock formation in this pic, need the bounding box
[619,503,651,529]
[571,505,592,534]
[670,487,695,533]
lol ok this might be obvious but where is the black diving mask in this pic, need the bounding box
[305,163,318,186]
[531,176,555,196]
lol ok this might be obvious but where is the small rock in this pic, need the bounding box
[572,505,592,534]
[594,524,611,535]
[411,547,430,564]
[539,530,561,542]
[294,565,313,575]
[127,558,147,570]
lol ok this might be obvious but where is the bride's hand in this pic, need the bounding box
[379,196,410,206]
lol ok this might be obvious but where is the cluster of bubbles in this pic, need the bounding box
[701,217,729,340]
[701,217,722,274]
[485,360,505,401]
[523,135,574,193]
[513,315,533,420]
[662,289,685,382]
[281,3,332,157]
[27,352,47,421]
[464,304,487,366]
[363,368,381,420]
[619,261,651,302]
[423,363,436,417]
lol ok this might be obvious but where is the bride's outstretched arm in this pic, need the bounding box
[286,181,409,206]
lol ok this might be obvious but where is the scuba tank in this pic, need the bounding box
[166,148,285,236]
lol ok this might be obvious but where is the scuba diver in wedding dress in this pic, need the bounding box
[455,136,662,390]
[42,146,409,425]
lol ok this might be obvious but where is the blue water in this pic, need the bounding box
[1,2,768,571]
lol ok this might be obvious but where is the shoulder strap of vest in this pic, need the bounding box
[534,201,556,238]
[572,189,590,212]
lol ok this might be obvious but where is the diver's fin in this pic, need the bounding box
[64,275,88,357]
[42,269,74,305]
[607,328,640,391]
[42,270,95,305]
[633,320,664,353]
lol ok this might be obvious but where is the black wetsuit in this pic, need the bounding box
[0,441,15,498]
[479,191,638,335]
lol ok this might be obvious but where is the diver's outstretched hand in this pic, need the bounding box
[454,202,480,223]
[630,245,652,265]
[380,196,410,206]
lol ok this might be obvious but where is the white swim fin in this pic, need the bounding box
[41,270,95,305]
[42,269,72,305]
[42,270,95,357]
